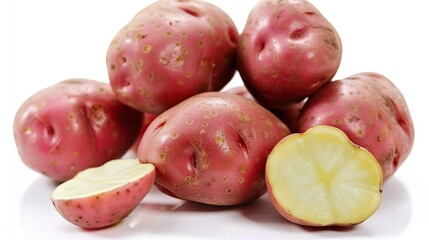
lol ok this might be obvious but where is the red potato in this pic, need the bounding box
[266,125,383,226]
[298,72,414,180]
[13,79,142,182]
[138,92,291,206]
[52,159,155,229]
[107,0,239,114]
[237,0,342,109]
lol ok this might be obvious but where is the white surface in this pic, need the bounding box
[0,0,427,239]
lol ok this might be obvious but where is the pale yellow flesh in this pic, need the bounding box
[52,159,154,199]
[267,126,383,225]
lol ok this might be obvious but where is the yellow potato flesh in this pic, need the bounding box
[52,159,154,199]
[266,125,383,226]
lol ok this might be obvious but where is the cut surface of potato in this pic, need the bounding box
[51,159,155,228]
[266,125,383,226]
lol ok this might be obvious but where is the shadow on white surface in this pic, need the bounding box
[19,175,411,239]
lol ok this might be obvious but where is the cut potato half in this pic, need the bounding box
[51,159,155,228]
[266,125,383,226]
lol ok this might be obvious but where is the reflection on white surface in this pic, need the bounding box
[20,175,411,239]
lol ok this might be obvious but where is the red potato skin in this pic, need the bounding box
[270,100,305,133]
[137,92,291,206]
[107,0,239,114]
[130,113,158,153]
[298,72,414,180]
[223,85,304,132]
[13,79,143,182]
[52,169,155,229]
[237,0,342,109]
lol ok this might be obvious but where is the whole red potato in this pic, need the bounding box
[138,92,290,206]
[298,72,414,179]
[107,0,239,114]
[13,79,143,182]
[237,0,342,108]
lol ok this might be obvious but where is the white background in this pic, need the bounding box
[1,0,427,239]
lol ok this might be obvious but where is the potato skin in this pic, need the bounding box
[137,92,290,205]
[51,162,155,229]
[298,72,414,179]
[237,0,342,109]
[107,0,239,114]
[223,85,304,132]
[13,79,142,182]
[130,113,158,153]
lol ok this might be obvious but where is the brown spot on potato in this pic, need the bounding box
[263,119,272,126]
[160,56,168,66]
[148,73,155,81]
[238,113,251,122]
[201,162,209,170]
[137,88,150,98]
[215,132,225,145]
[356,130,365,138]
[348,115,360,123]
[133,62,142,73]
[170,132,180,139]
[239,177,245,184]
[333,119,341,125]
[69,113,76,121]
[263,131,269,139]
[272,71,278,78]
[23,127,31,134]
[186,119,195,125]
[184,176,197,184]
[199,40,205,48]
[273,55,279,62]
[240,165,248,174]
[324,37,339,50]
